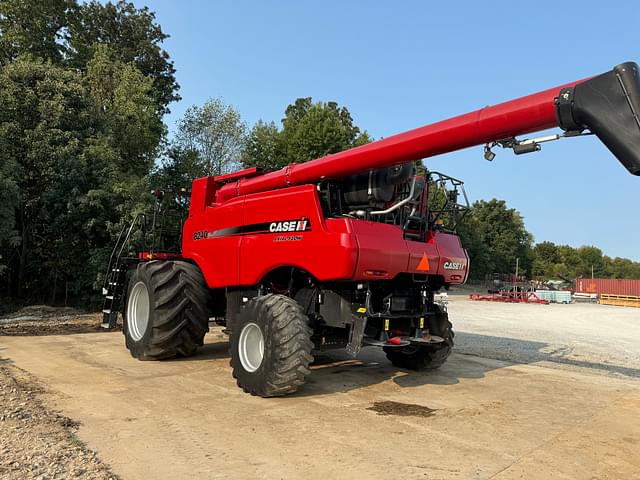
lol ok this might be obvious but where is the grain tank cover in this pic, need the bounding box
[556,62,640,175]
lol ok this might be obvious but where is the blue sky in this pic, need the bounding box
[146,0,639,260]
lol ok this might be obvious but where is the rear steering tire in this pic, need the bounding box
[384,308,454,371]
[230,294,314,397]
[124,260,211,360]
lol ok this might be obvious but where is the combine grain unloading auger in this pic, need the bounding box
[102,62,640,397]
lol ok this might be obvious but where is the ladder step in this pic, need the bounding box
[105,295,114,300]
[102,309,111,314]
[102,311,119,329]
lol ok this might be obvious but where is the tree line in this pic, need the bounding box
[458,202,640,281]
[1,0,638,310]
[0,0,174,308]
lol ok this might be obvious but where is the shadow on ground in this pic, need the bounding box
[181,330,640,396]
[455,331,640,379]
[4,325,637,397]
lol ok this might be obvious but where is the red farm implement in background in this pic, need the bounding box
[101,62,640,397]
[469,291,550,305]
[469,273,551,305]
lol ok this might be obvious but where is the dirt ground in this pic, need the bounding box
[1,298,639,480]
[0,364,117,480]
[0,306,117,336]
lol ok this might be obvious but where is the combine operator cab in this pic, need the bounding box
[102,61,640,397]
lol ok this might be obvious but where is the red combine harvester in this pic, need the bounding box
[103,62,640,397]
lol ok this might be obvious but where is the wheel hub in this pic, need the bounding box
[238,323,264,372]
[127,281,150,341]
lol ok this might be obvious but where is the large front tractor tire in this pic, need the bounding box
[124,260,211,360]
[384,307,454,371]
[230,294,314,397]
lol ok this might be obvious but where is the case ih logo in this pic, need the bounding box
[269,219,310,233]
[443,262,466,270]
[194,218,312,240]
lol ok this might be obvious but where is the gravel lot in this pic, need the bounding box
[449,295,640,379]
[1,298,639,479]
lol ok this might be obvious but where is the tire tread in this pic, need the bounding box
[125,260,211,360]
[230,294,313,397]
[384,309,454,371]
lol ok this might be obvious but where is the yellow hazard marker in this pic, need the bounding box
[384,319,390,331]
[356,307,366,314]
[419,317,424,328]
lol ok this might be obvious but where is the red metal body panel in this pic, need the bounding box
[183,186,358,288]
[238,186,356,285]
[182,185,469,288]
[350,221,414,280]
[182,197,244,287]
[215,77,587,203]
[427,231,470,283]
[575,278,640,296]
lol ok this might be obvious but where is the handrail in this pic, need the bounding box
[102,213,147,290]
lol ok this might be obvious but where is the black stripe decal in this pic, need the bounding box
[194,218,311,240]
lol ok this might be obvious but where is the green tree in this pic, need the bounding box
[458,199,533,280]
[0,0,179,114]
[152,146,202,197]
[242,120,284,171]
[529,241,640,280]
[0,153,18,279]
[606,256,640,279]
[243,97,371,170]
[86,44,164,173]
[0,0,175,308]
[68,0,179,113]
[0,53,161,305]
[0,57,94,299]
[0,0,75,64]
[532,241,560,278]
[575,246,607,278]
[174,98,247,176]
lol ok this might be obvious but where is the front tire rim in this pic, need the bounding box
[238,323,264,373]
[127,281,150,341]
